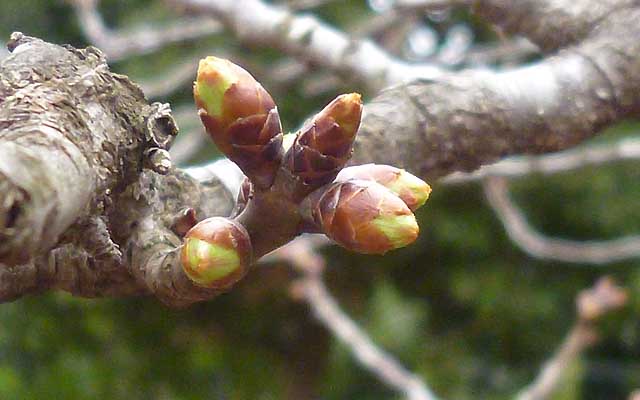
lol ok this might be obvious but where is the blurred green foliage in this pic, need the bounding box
[1,1,639,399]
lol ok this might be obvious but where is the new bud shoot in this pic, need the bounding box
[286,93,363,187]
[195,56,283,188]
[303,180,419,254]
[180,217,252,289]
[336,164,431,211]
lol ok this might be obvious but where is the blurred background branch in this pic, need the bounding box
[270,236,439,400]
[70,0,221,61]
[517,277,628,400]
[483,176,640,265]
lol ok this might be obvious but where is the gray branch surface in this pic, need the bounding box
[354,1,640,179]
[1,0,640,306]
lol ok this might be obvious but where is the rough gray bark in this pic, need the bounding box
[0,33,234,306]
[1,0,640,306]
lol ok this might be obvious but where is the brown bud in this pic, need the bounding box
[336,164,431,211]
[285,93,362,188]
[303,180,419,254]
[194,56,283,188]
[180,217,252,289]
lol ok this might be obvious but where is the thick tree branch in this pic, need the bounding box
[472,0,636,51]
[354,4,640,180]
[0,32,159,265]
[0,34,238,306]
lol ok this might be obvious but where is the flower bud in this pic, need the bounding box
[285,93,363,188]
[180,217,252,289]
[336,164,431,211]
[194,56,283,188]
[304,180,419,254]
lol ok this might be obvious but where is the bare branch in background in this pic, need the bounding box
[139,61,198,99]
[444,137,640,184]
[483,177,640,265]
[167,106,208,165]
[167,0,444,90]
[70,0,221,62]
[270,237,439,400]
[517,277,627,400]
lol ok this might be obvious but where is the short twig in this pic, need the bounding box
[517,277,627,400]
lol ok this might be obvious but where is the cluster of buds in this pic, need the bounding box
[180,57,432,289]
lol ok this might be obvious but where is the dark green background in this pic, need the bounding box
[0,1,638,399]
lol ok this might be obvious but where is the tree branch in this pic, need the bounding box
[3,0,640,305]
[353,1,640,179]
[443,136,640,184]
[517,276,627,400]
[274,237,439,400]
[483,177,640,265]
[71,0,221,62]
[167,0,445,89]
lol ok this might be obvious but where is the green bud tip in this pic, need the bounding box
[194,56,238,118]
[181,237,241,287]
[388,170,432,211]
[331,93,362,135]
[371,214,419,250]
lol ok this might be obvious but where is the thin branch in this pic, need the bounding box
[71,0,221,61]
[444,137,640,184]
[271,237,439,400]
[517,277,627,400]
[483,176,640,265]
[167,0,444,89]
[139,60,198,99]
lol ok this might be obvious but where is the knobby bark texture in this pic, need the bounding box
[1,0,640,306]
[0,33,234,306]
